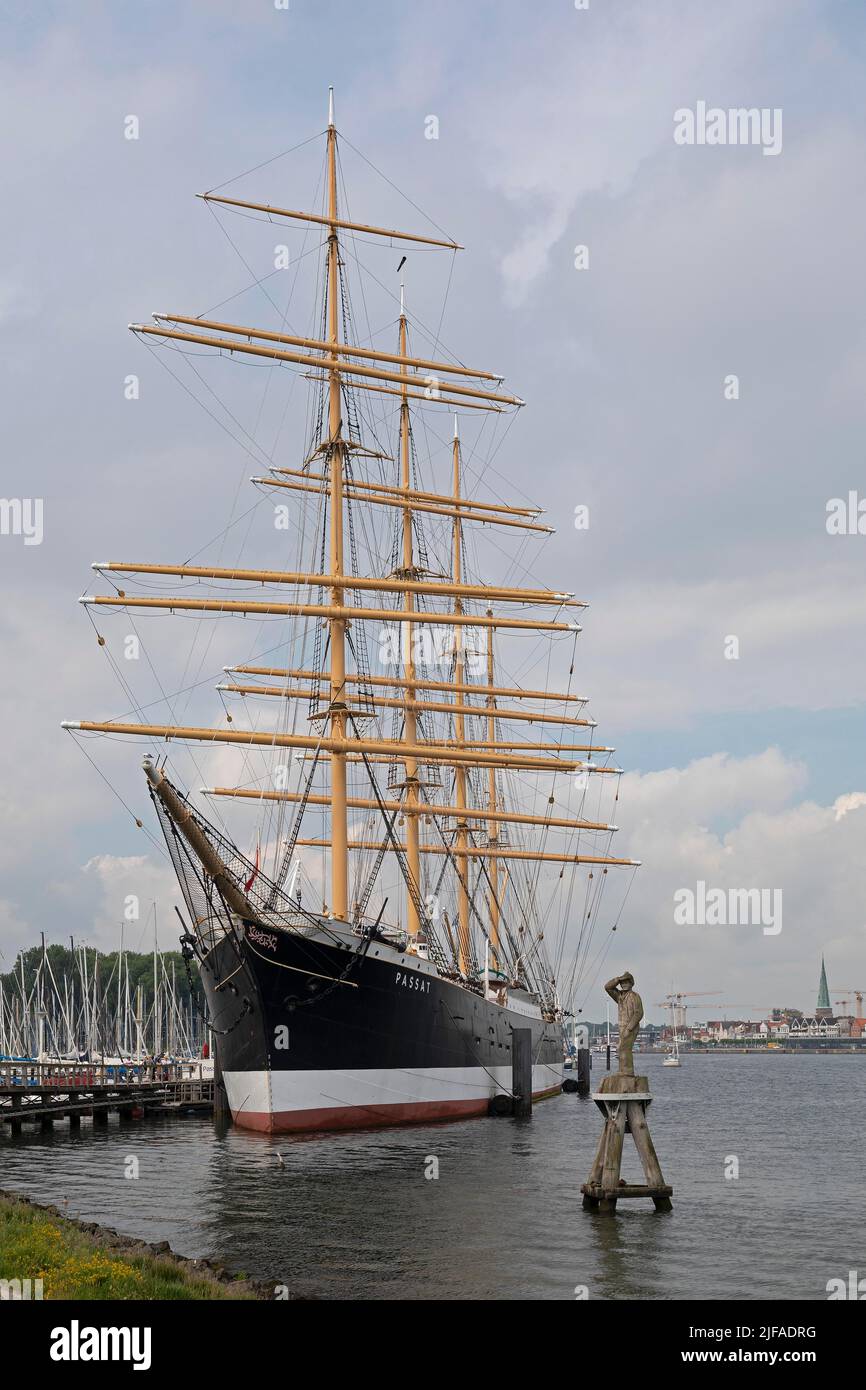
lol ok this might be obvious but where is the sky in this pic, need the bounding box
[1,0,865,1023]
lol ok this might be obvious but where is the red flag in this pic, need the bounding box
[244,843,260,894]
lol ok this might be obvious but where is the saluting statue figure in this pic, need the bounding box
[604,972,643,1077]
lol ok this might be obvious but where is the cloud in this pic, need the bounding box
[82,853,182,952]
[0,901,32,968]
[619,748,806,824]
[602,750,866,1018]
[578,561,866,730]
[1,0,864,1020]
[469,0,792,301]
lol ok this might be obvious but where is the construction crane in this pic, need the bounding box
[847,989,865,1017]
[656,991,722,1008]
[655,991,721,1030]
[714,1005,774,1013]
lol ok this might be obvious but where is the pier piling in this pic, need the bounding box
[577,1047,591,1097]
[581,1074,673,1213]
[212,1038,230,1125]
[512,1027,532,1117]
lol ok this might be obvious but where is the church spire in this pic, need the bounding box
[816,955,832,1017]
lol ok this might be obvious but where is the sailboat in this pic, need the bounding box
[663,1003,682,1067]
[62,92,638,1134]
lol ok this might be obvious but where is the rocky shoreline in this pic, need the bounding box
[0,1188,279,1299]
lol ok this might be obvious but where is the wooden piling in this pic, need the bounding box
[628,1099,672,1211]
[598,1103,626,1212]
[581,1073,672,1214]
[577,1047,591,1097]
[212,1037,230,1125]
[512,1027,532,1117]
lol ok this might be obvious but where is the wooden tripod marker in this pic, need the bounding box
[581,973,672,1214]
[581,1074,672,1213]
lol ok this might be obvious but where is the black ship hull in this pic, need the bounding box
[201,918,563,1133]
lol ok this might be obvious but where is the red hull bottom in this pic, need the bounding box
[234,1083,563,1135]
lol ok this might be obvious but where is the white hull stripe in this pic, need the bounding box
[224,1063,562,1119]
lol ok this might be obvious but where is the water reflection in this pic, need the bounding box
[1,1055,862,1300]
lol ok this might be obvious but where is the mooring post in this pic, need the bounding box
[599,1098,626,1210]
[577,1046,591,1097]
[212,1035,230,1125]
[628,1098,673,1211]
[512,1027,532,1117]
[581,973,673,1214]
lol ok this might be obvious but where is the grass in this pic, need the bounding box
[0,1195,258,1300]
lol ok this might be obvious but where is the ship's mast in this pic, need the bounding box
[451,419,471,975]
[64,92,643,998]
[486,611,501,970]
[325,87,349,921]
[399,283,422,938]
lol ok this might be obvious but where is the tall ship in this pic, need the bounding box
[63,93,638,1133]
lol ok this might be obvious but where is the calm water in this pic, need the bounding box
[2,1054,864,1300]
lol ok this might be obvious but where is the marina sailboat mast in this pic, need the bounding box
[64,89,638,1005]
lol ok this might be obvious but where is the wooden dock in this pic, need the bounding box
[0,1061,214,1133]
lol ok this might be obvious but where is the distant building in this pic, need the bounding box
[759,1019,789,1038]
[707,1019,752,1040]
[788,1016,840,1039]
[816,956,833,1019]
